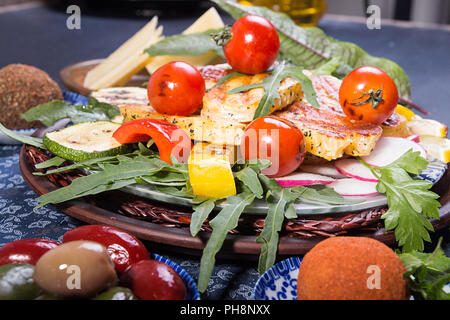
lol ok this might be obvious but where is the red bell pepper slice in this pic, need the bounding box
[112,118,192,164]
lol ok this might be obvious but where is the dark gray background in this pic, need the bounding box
[0,4,449,123]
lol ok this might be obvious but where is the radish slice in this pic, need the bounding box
[299,163,346,178]
[326,178,379,196]
[334,159,378,182]
[275,172,336,187]
[361,137,427,167]
[407,135,420,143]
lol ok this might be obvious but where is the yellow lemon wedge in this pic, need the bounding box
[407,118,448,138]
[418,136,450,163]
[188,143,236,199]
[395,105,416,121]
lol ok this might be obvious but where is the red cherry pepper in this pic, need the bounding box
[62,225,150,274]
[120,260,186,300]
[112,118,192,164]
[0,238,60,266]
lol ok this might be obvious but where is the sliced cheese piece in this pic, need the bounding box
[91,87,149,107]
[407,117,448,138]
[120,104,246,146]
[84,17,163,90]
[145,7,224,74]
[418,136,450,163]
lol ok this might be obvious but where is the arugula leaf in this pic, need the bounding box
[213,71,246,87]
[228,61,319,119]
[20,98,120,127]
[154,185,194,198]
[0,123,45,148]
[359,150,441,252]
[33,154,123,176]
[293,185,359,205]
[190,198,216,237]
[256,188,299,274]
[397,238,450,300]
[198,192,255,292]
[34,156,66,169]
[145,28,225,57]
[36,156,184,208]
[234,167,264,199]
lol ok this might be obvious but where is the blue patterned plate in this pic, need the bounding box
[253,257,301,300]
[152,253,200,300]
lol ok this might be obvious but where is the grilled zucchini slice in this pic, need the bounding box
[43,121,129,161]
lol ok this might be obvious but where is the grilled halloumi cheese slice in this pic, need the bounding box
[275,75,382,160]
[120,104,246,146]
[201,73,303,123]
[90,87,149,107]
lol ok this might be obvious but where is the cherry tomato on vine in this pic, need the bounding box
[339,66,399,125]
[220,14,280,74]
[147,61,205,116]
[240,116,306,178]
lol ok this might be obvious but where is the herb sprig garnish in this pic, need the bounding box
[21,97,120,127]
[359,150,441,252]
[227,61,320,119]
[397,238,450,300]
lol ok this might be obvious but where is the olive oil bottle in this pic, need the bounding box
[238,0,327,27]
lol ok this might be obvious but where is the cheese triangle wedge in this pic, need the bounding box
[84,16,163,90]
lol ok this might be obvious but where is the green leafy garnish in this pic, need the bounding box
[256,187,299,274]
[36,155,187,208]
[228,61,319,119]
[34,156,66,169]
[21,97,120,127]
[0,123,45,149]
[145,28,224,58]
[397,238,450,300]
[213,71,246,87]
[359,150,441,252]
[190,198,216,237]
[198,192,255,292]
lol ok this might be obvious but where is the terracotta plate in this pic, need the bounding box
[19,146,450,259]
[60,59,149,96]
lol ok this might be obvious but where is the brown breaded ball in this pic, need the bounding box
[0,64,63,129]
[297,237,408,300]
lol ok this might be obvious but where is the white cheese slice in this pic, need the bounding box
[84,17,163,90]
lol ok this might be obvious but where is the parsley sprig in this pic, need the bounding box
[397,238,450,300]
[359,150,441,252]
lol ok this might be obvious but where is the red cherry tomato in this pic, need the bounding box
[147,61,205,116]
[112,118,193,164]
[224,15,280,74]
[339,66,399,125]
[240,116,306,178]
[62,225,149,274]
[120,260,186,300]
[0,238,59,266]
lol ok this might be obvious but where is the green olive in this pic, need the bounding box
[0,264,42,300]
[33,240,118,298]
[93,287,138,300]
